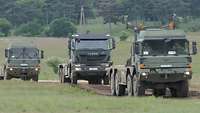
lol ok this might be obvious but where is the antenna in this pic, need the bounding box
[80,5,86,27]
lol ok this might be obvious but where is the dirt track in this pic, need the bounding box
[39,80,200,99]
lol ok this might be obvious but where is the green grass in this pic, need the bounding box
[0,81,200,113]
[0,22,200,113]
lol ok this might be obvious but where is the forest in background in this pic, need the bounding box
[0,0,200,37]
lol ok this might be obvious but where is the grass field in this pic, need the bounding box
[0,81,200,113]
[0,29,200,112]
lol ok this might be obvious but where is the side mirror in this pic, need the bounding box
[5,48,9,58]
[68,39,71,50]
[112,38,116,49]
[134,43,140,55]
[192,41,197,55]
[41,50,44,59]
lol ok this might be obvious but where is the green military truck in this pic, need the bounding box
[58,34,115,84]
[109,29,197,97]
[1,43,44,81]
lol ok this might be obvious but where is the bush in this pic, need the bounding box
[15,21,43,36]
[48,18,77,37]
[46,57,63,74]
[0,18,12,36]
[178,18,200,32]
[120,31,129,41]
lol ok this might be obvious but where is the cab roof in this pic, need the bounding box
[73,34,111,40]
[10,42,37,48]
[138,29,186,40]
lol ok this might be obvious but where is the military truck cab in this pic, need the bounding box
[3,43,44,81]
[111,29,197,97]
[59,34,115,84]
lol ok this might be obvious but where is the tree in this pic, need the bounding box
[48,18,77,37]
[14,20,43,36]
[0,18,12,36]
[96,0,125,24]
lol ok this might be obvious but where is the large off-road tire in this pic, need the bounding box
[173,80,189,97]
[133,77,145,96]
[32,74,39,82]
[64,78,71,83]
[127,74,134,96]
[170,88,177,97]
[154,89,165,97]
[58,68,64,83]
[0,76,4,80]
[71,72,78,84]
[103,75,109,85]
[4,71,12,80]
[111,72,116,96]
[58,66,71,83]
[115,72,126,96]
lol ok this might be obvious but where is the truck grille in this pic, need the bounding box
[79,55,107,62]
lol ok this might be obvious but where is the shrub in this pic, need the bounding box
[48,18,77,37]
[178,18,200,32]
[120,31,129,41]
[46,57,63,74]
[0,18,12,36]
[15,21,43,36]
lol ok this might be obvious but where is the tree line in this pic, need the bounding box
[0,0,199,37]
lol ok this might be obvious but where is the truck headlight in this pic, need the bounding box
[9,68,13,71]
[75,68,81,71]
[184,71,190,75]
[75,64,81,67]
[35,68,39,71]
[141,72,147,76]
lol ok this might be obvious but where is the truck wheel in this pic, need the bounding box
[71,72,78,84]
[59,68,64,83]
[127,74,133,96]
[0,76,4,80]
[115,72,125,96]
[32,74,39,82]
[154,89,165,97]
[64,78,71,83]
[88,80,94,84]
[170,88,177,97]
[176,80,189,97]
[96,79,102,84]
[133,78,145,96]
[4,72,11,80]
[103,75,109,85]
[111,72,116,96]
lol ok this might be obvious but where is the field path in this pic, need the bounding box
[39,80,200,99]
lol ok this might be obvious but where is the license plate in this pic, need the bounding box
[156,69,172,73]
[160,65,172,68]
[20,64,28,66]
[89,68,98,71]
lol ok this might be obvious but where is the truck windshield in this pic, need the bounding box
[166,39,189,55]
[142,39,189,56]
[76,39,110,50]
[142,40,165,56]
[9,48,39,59]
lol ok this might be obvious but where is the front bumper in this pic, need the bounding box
[6,67,40,77]
[139,68,192,83]
[72,65,109,76]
